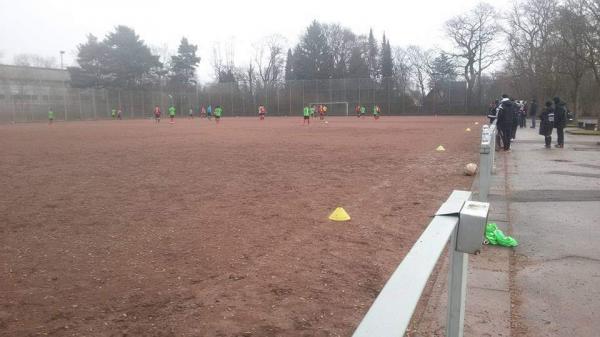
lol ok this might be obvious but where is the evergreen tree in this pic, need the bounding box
[103,26,162,87]
[367,28,379,79]
[347,46,369,78]
[169,37,200,88]
[69,34,109,88]
[284,48,294,81]
[293,21,332,80]
[429,53,457,89]
[70,27,161,88]
[380,33,394,78]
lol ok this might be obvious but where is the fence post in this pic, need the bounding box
[357,78,362,106]
[117,90,122,112]
[129,91,134,118]
[63,87,68,121]
[478,124,495,202]
[446,230,468,337]
[387,77,391,116]
[230,83,234,116]
[105,89,110,118]
[302,80,305,110]
[78,89,83,120]
[343,78,347,111]
[242,87,246,116]
[329,79,333,112]
[277,86,280,115]
[12,96,16,123]
[92,89,97,120]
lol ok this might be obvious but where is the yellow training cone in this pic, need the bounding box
[329,207,351,221]
[465,127,471,132]
[436,145,446,152]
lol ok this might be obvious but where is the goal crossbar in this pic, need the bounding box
[308,101,349,116]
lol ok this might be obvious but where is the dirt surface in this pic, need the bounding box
[0,116,481,337]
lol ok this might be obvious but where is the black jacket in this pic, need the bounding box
[529,102,538,117]
[496,100,514,128]
[554,101,567,128]
[511,102,519,124]
[539,107,554,136]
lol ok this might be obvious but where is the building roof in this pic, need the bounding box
[0,64,70,83]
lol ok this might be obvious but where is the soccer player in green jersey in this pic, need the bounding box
[48,108,54,124]
[373,105,380,120]
[111,109,116,119]
[303,105,311,125]
[169,106,176,123]
[214,105,223,124]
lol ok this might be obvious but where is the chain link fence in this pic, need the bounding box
[0,77,492,123]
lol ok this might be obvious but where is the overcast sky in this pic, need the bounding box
[0,0,512,82]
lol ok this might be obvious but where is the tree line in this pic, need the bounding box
[63,0,600,117]
[69,26,199,89]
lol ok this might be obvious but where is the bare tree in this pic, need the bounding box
[324,24,356,78]
[405,45,433,104]
[150,43,172,67]
[579,0,600,85]
[505,0,558,99]
[13,53,58,68]
[393,47,413,111]
[253,35,286,89]
[577,0,600,122]
[445,2,500,111]
[211,40,237,82]
[552,4,590,114]
[150,43,172,85]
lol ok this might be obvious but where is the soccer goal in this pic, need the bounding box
[308,101,349,116]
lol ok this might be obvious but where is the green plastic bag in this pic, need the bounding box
[485,223,518,247]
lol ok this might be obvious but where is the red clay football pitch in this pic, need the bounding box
[0,116,482,336]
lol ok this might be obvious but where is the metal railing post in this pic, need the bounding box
[352,191,474,337]
[490,122,497,174]
[478,124,495,202]
[447,229,468,337]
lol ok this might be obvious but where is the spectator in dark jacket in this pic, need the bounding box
[496,97,514,151]
[510,98,519,140]
[553,96,567,148]
[539,101,554,148]
[529,99,538,128]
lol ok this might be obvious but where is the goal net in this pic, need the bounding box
[308,101,349,116]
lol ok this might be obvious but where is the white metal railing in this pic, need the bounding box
[479,120,497,202]
[352,190,472,337]
[352,124,495,337]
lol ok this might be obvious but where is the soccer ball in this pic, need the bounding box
[464,163,478,176]
[325,121,329,124]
